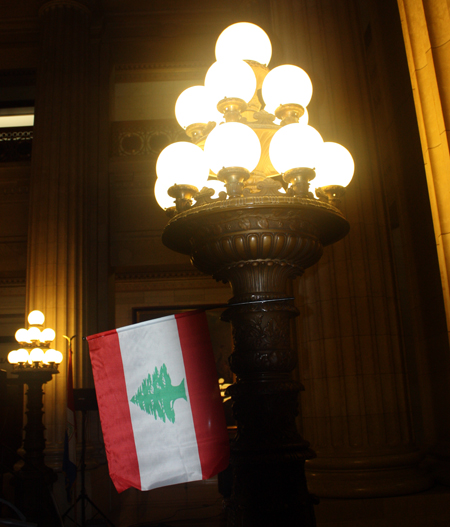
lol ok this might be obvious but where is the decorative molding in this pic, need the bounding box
[0,128,33,164]
[110,173,153,191]
[110,119,188,158]
[0,181,30,200]
[39,0,91,16]
[115,61,207,72]
[114,62,207,83]
[115,269,204,282]
[0,276,26,286]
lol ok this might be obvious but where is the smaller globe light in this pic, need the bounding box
[156,142,210,190]
[154,178,176,210]
[312,142,355,190]
[7,350,19,364]
[215,22,272,65]
[175,86,222,129]
[269,123,323,173]
[27,327,41,342]
[16,348,30,364]
[28,310,45,326]
[262,65,313,113]
[15,328,30,344]
[40,328,56,343]
[44,349,63,365]
[204,122,261,174]
[29,347,45,363]
[205,179,227,196]
[205,59,257,104]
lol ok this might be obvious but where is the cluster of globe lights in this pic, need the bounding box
[7,310,63,368]
[154,22,354,212]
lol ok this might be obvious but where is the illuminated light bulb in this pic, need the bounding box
[215,22,272,65]
[28,310,45,326]
[205,179,227,196]
[299,108,309,125]
[15,328,30,344]
[262,64,313,113]
[27,327,41,342]
[156,142,210,191]
[175,86,222,129]
[44,349,63,365]
[312,142,355,190]
[154,178,176,210]
[204,122,261,174]
[40,328,56,343]
[8,350,18,364]
[30,347,45,363]
[205,59,257,104]
[16,348,29,364]
[269,123,323,173]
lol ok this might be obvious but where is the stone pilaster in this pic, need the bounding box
[26,0,91,450]
[397,0,450,485]
[270,0,432,497]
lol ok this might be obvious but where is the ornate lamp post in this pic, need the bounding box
[155,23,354,526]
[8,310,63,526]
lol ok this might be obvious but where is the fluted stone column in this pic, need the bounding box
[270,0,432,497]
[26,0,91,454]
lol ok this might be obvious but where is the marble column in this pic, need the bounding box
[269,0,433,497]
[397,0,450,485]
[26,0,91,455]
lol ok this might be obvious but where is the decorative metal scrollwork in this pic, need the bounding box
[0,128,33,163]
[111,119,188,158]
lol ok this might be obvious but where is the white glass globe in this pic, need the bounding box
[28,310,45,326]
[156,142,210,190]
[7,350,18,364]
[44,348,63,364]
[262,65,313,113]
[16,348,30,363]
[269,123,323,173]
[215,22,272,65]
[30,347,45,363]
[175,86,222,129]
[300,107,309,125]
[27,327,41,342]
[204,122,261,174]
[313,142,355,189]
[15,328,30,344]
[40,328,56,343]
[154,178,175,210]
[205,59,257,104]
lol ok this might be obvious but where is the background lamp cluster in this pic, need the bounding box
[154,22,354,212]
[7,310,63,368]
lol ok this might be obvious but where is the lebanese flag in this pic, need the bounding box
[87,310,230,493]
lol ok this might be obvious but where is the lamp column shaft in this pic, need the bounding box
[14,372,59,527]
[220,262,316,526]
[23,377,48,470]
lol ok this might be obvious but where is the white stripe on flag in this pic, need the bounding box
[117,315,202,489]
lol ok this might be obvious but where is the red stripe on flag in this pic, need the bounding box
[87,330,141,492]
[175,311,230,479]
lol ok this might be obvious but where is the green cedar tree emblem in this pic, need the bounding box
[130,363,187,423]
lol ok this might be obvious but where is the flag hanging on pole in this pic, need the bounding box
[62,336,77,500]
[86,310,230,493]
